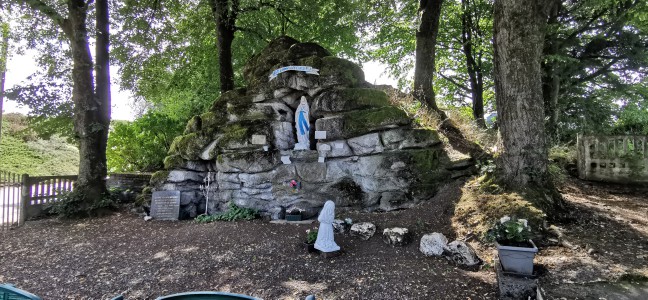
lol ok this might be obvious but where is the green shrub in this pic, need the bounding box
[194,202,258,223]
[48,190,118,218]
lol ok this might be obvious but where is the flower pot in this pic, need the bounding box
[496,240,538,275]
[304,242,318,253]
[286,214,302,222]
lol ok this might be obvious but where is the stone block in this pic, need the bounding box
[310,88,390,117]
[420,233,448,256]
[445,241,482,270]
[383,227,412,246]
[347,133,384,155]
[216,151,280,173]
[167,170,204,183]
[351,222,376,240]
[271,122,295,150]
[318,140,353,158]
[296,162,328,183]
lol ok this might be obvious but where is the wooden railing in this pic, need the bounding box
[577,134,648,183]
[23,175,77,219]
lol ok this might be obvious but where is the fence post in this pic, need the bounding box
[20,174,30,226]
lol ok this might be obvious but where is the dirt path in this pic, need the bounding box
[2,178,646,299]
[0,181,496,300]
[538,179,648,298]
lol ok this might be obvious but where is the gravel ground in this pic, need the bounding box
[0,181,497,300]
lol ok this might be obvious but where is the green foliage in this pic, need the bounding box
[48,189,118,219]
[306,228,318,244]
[485,216,532,244]
[194,202,258,223]
[0,113,79,175]
[107,112,184,172]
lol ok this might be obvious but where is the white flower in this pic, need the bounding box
[500,216,511,224]
[518,219,528,227]
[517,226,523,233]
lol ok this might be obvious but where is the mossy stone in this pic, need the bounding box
[150,170,170,187]
[163,154,184,170]
[243,36,300,87]
[184,116,202,134]
[342,107,410,137]
[199,111,226,136]
[168,133,211,160]
[311,88,390,117]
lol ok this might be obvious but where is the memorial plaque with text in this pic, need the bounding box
[151,191,181,220]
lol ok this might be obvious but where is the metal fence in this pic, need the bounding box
[0,171,23,230]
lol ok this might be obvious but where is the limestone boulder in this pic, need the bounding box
[216,151,280,173]
[383,227,412,246]
[347,133,384,155]
[420,233,448,257]
[351,222,376,240]
[445,241,482,270]
[310,88,390,118]
[332,219,352,234]
[315,107,410,140]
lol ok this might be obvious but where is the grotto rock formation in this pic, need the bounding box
[152,36,459,219]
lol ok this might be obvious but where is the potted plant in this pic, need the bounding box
[304,228,318,253]
[487,216,538,275]
[286,209,302,221]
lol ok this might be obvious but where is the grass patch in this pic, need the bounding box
[453,176,546,240]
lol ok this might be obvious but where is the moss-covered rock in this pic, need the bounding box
[243,36,300,87]
[199,111,226,136]
[150,170,170,187]
[311,88,390,117]
[163,154,184,170]
[184,116,202,134]
[217,150,279,173]
[168,133,211,160]
[316,106,410,140]
[224,88,254,116]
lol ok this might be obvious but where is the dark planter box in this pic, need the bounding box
[286,214,302,221]
[304,242,317,253]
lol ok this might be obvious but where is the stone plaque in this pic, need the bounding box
[315,131,327,139]
[151,191,181,220]
[251,134,267,145]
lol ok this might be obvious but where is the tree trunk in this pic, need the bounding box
[68,0,107,204]
[413,0,444,110]
[0,23,8,142]
[461,0,486,128]
[209,0,238,92]
[542,6,561,143]
[493,0,553,187]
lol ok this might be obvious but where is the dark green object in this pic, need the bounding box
[0,284,42,300]
[155,291,259,300]
[285,214,302,221]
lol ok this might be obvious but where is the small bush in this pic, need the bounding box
[49,190,118,218]
[194,202,258,223]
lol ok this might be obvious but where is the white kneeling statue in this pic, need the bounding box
[314,200,340,252]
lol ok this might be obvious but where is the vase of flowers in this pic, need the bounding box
[487,216,538,275]
[304,228,318,253]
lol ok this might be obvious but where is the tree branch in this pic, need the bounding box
[21,0,71,36]
[437,72,471,92]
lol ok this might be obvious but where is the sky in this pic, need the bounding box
[3,52,398,121]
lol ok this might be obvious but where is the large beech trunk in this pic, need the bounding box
[210,0,238,92]
[68,0,108,203]
[413,0,444,110]
[493,0,552,187]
